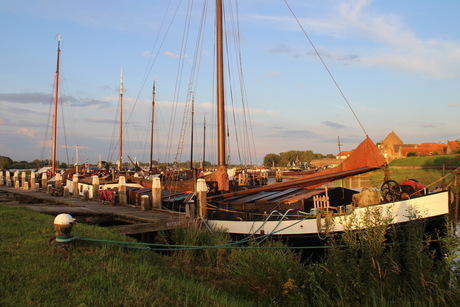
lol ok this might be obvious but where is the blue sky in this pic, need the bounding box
[0,0,459,166]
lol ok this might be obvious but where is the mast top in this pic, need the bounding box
[119,69,123,95]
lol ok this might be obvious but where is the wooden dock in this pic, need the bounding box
[0,186,188,235]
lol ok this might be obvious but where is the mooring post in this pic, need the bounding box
[6,171,11,187]
[151,177,162,209]
[72,174,79,198]
[197,178,207,219]
[13,171,18,188]
[30,171,36,190]
[118,176,127,205]
[0,171,4,186]
[41,172,47,191]
[21,171,26,189]
[140,195,150,211]
[55,173,62,189]
[63,186,69,197]
[92,175,99,200]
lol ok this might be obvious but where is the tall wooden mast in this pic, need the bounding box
[215,0,229,191]
[149,80,156,172]
[51,34,61,176]
[118,69,123,170]
[216,0,225,167]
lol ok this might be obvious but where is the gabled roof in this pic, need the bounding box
[382,131,403,145]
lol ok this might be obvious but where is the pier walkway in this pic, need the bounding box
[0,186,187,235]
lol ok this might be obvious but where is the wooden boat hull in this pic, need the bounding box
[208,191,449,239]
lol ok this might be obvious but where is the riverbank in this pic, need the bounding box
[1,202,459,305]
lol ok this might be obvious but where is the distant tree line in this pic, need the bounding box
[263,150,335,168]
[0,156,69,170]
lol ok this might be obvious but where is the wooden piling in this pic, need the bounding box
[13,171,18,188]
[5,171,11,187]
[63,186,69,197]
[41,173,48,191]
[151,177,162,209]
[55,173,62,189]
[21,172,26,189]
[140,195,150,211]
[197,178,207,219]
[72,174,79,198]
[92,176,99,200]
[118,176,127,205]
[30,171,36,190]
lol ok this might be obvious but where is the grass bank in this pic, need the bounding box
[1,205,460,306]
[389,155,460,167]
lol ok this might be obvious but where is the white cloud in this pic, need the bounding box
[14,128,35,138]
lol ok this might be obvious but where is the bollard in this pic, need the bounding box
[49,213,76,250]
[118,176,127,205]
[63,186,69,197]
[92,176,99,200]
[0,171,3,186]
[34,183,40,191]
[30,171,36,190]
[185,199,195,219]
[197,179,207,219]
[140,195,150,211]
[72,174,79,198]
[41,172,48,191]
[21,172,26,189]
[5,171,11,187]
[83,189,89,201]
[55,173,62,189]
[151,177,162,209]
[14,180,19,189]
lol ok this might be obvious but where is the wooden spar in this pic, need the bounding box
[216,0,225,167]
[51,34,61,176]
[119,69,123,170]
[191,94,197,192]
[190,93,194,171]
[202,113,206,171]
[149,81,156,171]
[207,166,379,201]
[215,0,229,191]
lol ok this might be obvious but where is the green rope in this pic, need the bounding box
[55,235,460,255]
[56,235,340,251]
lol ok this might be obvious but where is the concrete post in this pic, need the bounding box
[21,172,26,189]
[83,189,89,201]
[118,176,127,205]
[41,173,48,191]
[63,186,69,197]
[140,195,150,211]
[92,176,99,200]
[55,173,62,189]
[5,171,11,187]
[13,171,18,188]
[151,177,162,209]
[30,171,36,190]
[197,178,207,219]
[72,174,79,198]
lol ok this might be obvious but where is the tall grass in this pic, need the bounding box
[1,204,459,306]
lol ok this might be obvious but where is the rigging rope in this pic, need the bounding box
[283,0,368,137]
